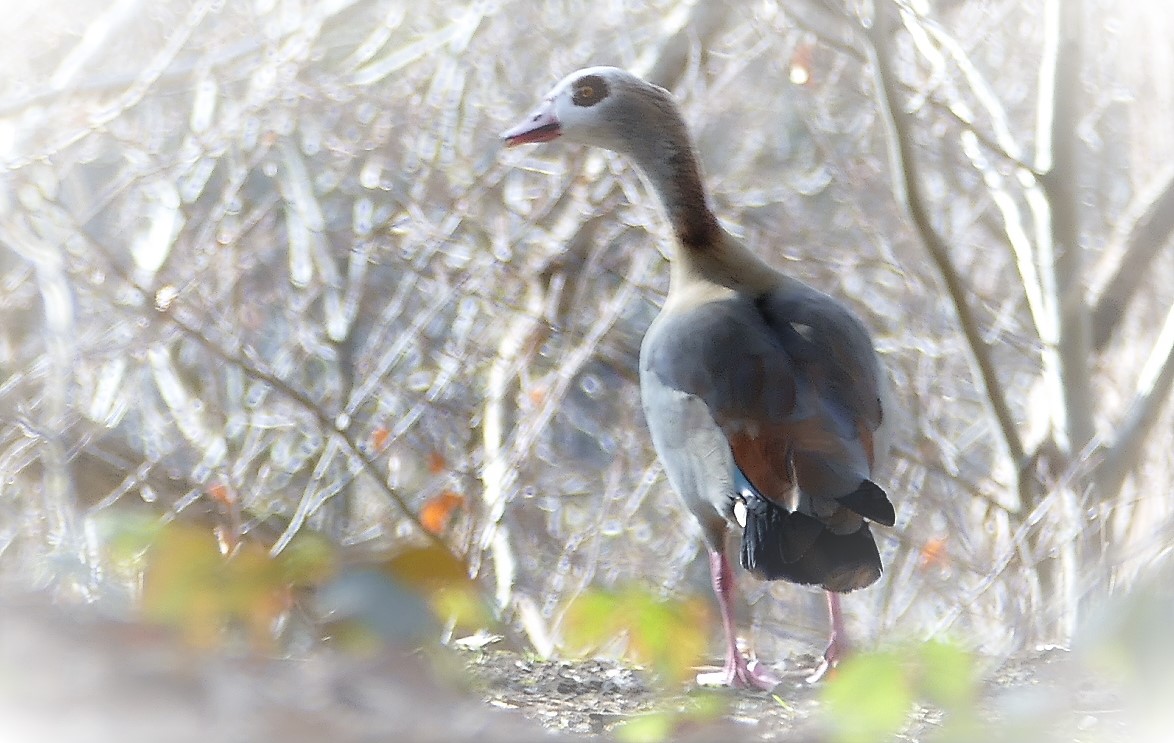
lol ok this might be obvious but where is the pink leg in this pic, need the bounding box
[806,591,850,683]
[696,550,780,690]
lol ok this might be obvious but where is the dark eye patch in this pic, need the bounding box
[571,74,608,107]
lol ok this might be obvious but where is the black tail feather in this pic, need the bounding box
[778,511,824,563]
[740,494,812,570]
[739,494,882,593]
[838,479,896,527]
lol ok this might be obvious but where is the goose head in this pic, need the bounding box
[502,66,733,261]
[501,66,680,156]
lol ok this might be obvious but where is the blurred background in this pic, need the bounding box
[2,0,1174,738]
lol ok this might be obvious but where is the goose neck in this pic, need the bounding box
[627,134,721,256]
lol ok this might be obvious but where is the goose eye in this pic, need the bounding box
[571,74,608,107]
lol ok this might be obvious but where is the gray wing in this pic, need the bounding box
[640,282,892,537]
[639,293,802,548]
[640,282,892,590]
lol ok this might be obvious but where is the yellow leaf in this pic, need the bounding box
[383,544,472,593]
[139,523,310,648]
[141,524,230,644]
[381,546,489,632]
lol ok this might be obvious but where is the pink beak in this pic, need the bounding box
[501,99,561,147]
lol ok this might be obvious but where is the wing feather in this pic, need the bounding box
[644,286,888,513]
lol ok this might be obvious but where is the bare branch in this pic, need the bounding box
[1091,165,1174,351]
[1096,301,1174,500]
[863,5,1027,476]
[638,0,735,89]
[24,199,463,562]
[896,10,1054,350]
[790,1,1042,174]
[1036,0,1095,455]
[3,1,214,171]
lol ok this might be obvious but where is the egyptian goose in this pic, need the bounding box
[502,67,894,689]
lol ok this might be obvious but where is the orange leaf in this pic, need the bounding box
[427,450,447,475]
[207,482,234,508]
[919,537,949,571]
[370,426,390,452]
[420,490,464,535]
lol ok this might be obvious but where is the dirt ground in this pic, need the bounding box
[463,647,829,740]
[458,644,1130,742]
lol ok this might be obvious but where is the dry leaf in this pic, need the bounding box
[426,450,448,475]
[420,490,464,535]
[919,537,949,571]
[370,426,391,452]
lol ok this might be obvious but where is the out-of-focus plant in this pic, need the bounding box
[1078,569,1174,742]
[613,692,727,743]
[104,518,336,647]
[97,514,492,652]
[561,585,711,686]
[821,640,979,743]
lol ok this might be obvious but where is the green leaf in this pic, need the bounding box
[140,524,234,644]
[562,586,711,684]
[614,694,727,743]
[91,510,165,567]
[276,531,337,586]
[431,583,493,631]
[917,640,976,710]
[614,713,673,743]
[822,651,914,743]
[134,522,322,647]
